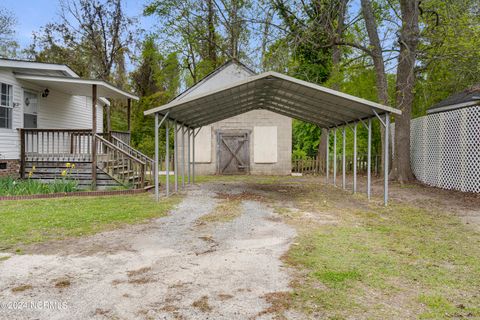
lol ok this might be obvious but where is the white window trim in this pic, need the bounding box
[0,82,14,130]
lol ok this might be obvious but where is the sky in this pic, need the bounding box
[2,0,156,50]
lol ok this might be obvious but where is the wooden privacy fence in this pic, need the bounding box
[292,154,382,176]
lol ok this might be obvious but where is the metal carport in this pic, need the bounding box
[144,71,401,205]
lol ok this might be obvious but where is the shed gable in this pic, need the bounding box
[175,61,255,101]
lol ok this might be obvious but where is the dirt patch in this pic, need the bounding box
[192,295,212,313]
[197,199,242,223]
[257,291,292,318]
[53,277,71,288]
[215,191,268,202]
[217,293,234,301]
[11,284,32,292]
[127,266,151,277]
[94,308,111,316]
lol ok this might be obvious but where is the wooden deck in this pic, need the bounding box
[19,128,154,189]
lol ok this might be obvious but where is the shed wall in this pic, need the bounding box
[190,109,292,175]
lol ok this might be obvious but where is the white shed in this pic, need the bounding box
[175,60,292,175]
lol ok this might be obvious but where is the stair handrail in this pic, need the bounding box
[95,134,146,188]
[110,135,153,163]
[95,134,146,165]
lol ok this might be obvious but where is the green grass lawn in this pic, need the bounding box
[283,184,480,319]
[0,193,180,251]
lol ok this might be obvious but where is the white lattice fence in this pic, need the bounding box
[409,106,480,193]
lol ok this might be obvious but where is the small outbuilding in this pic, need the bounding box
[171,60,292,175]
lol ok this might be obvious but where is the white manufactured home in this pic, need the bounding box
[175,60,292,175]
[0,58,150,189]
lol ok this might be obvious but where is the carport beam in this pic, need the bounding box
[342,126,346,189]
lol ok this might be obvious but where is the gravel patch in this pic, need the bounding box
[0,182,298,319]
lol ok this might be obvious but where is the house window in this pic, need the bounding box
[0,83,13,129]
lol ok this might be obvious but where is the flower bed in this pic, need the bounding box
[0,177,78,196]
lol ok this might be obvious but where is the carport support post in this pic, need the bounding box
[181,125,186,189]
[353,122,357,194]
[91,84,97,190]
[367,118,372,200]
[154,113,159,201]
[165,120,170,196]
[325,129,329,183]
[193,128,197,184]
[174,121,178,192]
[187,128,191,184]
[384,113,390,206]
[333,128,337,186]
[342,126,346,190]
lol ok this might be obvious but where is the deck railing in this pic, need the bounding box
[20,128,94,161]
[110,130,131,145]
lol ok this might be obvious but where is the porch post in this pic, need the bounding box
[127,98,131,132]
[154,113,159,201]
[91,84,97,190]
[106,104,111,136]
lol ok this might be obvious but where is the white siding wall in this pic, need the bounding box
[0,68,103,160]
[0,69,24,160]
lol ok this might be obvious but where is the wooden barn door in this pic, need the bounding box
[217,131,250,175]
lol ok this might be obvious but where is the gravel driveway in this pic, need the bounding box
[0,182,297,319]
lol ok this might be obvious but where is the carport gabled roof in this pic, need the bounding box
[144,71,401,128]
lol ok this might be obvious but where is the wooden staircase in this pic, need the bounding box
[24,161,121,189]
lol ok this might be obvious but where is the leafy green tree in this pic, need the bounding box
[0,7,19,58]
[129,38,180,157]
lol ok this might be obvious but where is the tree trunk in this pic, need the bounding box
[360,0,389,176]
[390,0,419,182]
[317,0,347,174]
[207,0,217,66]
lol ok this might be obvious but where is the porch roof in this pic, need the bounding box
[144,71,401,129]
[15,73,139,102]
